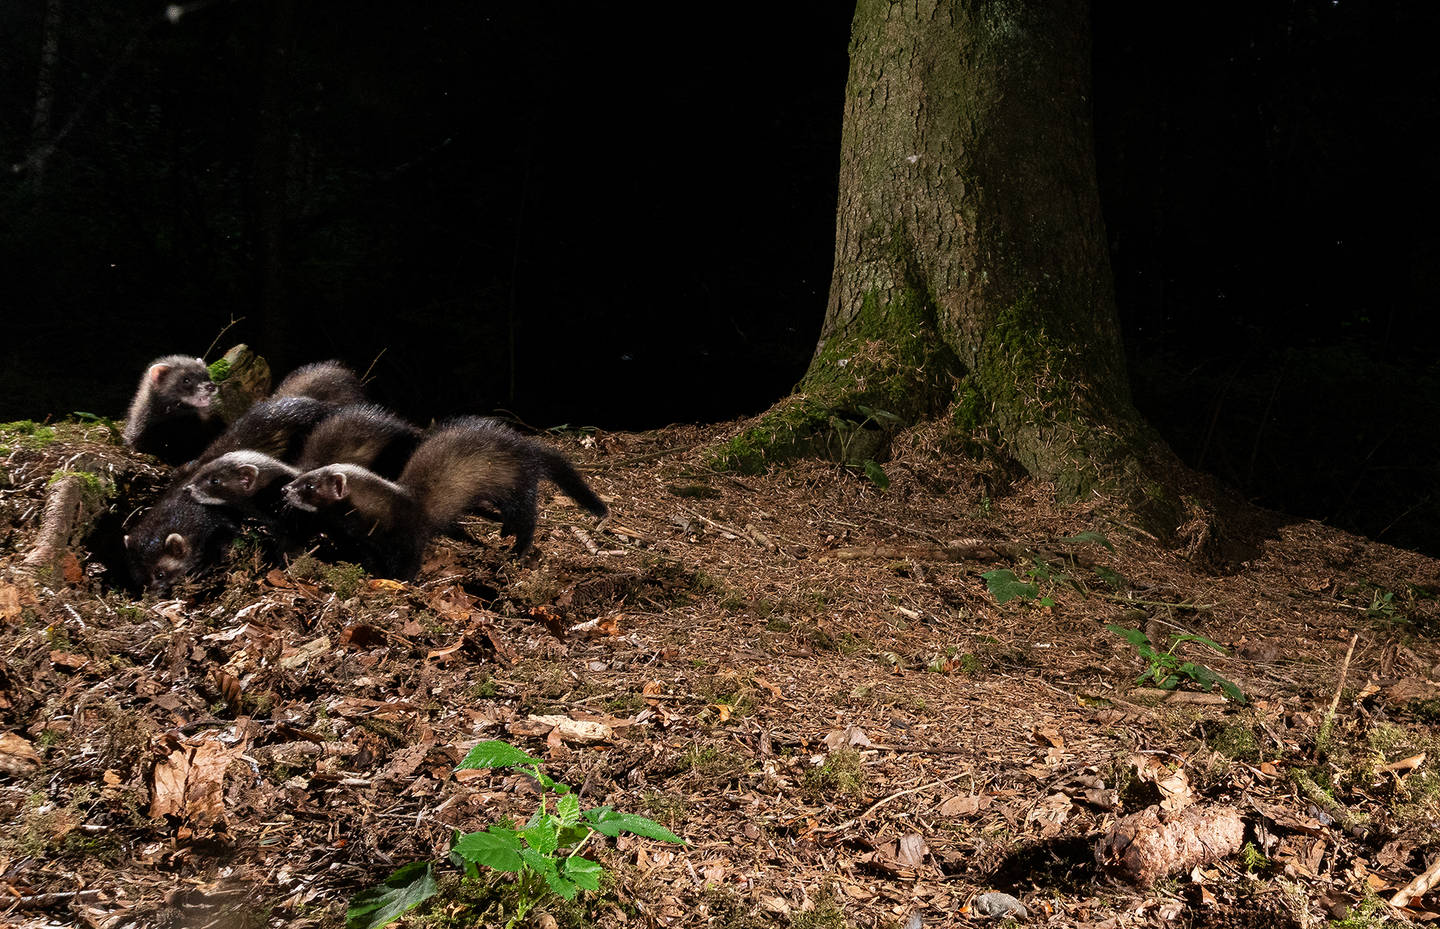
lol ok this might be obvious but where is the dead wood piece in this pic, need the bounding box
[831,542,1004,562]
[1392,853,1440,909]
[1293,770,1370,838]
[1095,802,1244,885]
[213,343,271,423]
[22,474,87,579]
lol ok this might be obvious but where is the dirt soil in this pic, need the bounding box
[2,418,1439,929]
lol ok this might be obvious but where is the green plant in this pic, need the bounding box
[833,403,901,488]
[1107,625,1248,704]
[347,740,685,929]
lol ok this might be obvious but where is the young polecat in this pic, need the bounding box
[184,404,418,508]
[295,403,421,478]
[271,361,365,406]
[123,484,243,591]
[184,449,299,508]
[126,396,340,590]
[122,355,224,464]
[282,417,608,579]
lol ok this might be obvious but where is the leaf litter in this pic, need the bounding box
[0,419,1439,926]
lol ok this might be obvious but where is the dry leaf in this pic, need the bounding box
[823,726,874,750]
[1034,727,1065,749]
[1134,754,1193,810]
[280,636,333,669]
[938,794,986,816]
[150,732,247,825]
[0,583,23,621]
[896,833,928,868]
[428,638,466,660]
[212,669,242,706]
[0,731,41,776]
[522,715,614,743]
[753,676,784,700]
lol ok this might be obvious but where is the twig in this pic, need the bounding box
[1324,633,1359,728]
[1392,853,1440,908]
[202,316,245,361]
[821,771,970,834]
[10,888,108,910]
[1095,593,1216,610]
[570,525,600,556]
[681,508,761,548]
[360,347,388,384]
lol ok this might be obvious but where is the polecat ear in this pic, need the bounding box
[163,533,190,558]
[327,471,349,501]
[237,464,260,491]
[148,363,172,384]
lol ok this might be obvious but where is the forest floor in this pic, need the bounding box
[2,416,1439,929]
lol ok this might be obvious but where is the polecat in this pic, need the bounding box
[122,355,224,464]
[126,396,339,590]
[271,361,365,406]
[123,484,242,592]
[295,403,421,478]
[282,417,608,579]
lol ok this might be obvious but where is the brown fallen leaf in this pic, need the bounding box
[0,583,22,621]
[150,732,249,826]
[1134,753,1193,810]
[427,637,466,660]
[938,794,986,816]
[0,731,42,776]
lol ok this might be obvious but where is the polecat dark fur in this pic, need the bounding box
[184,449,299,509]
[122,355,223,464]
[126,396,339,590]
[271,361,365,406]
[183,404,418,509]
[282,417,607,580]
[295,403,421,479]
[123,484,242,592]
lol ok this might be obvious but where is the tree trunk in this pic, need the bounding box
[720,0,1177,522]
[21,0,64,195]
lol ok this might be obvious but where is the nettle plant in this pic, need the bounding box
[348,740,686,929]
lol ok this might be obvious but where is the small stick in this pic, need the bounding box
[1324,633,1360,726]
[1392,853,1440,908]
[202,316,245,361]
[821,771,971,834]
[570,525,600,556]
[360,347,388,384]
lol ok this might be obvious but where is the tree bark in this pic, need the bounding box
[720,0,1177,522]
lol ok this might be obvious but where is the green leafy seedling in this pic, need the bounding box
[347,740,686,929]
[1107,625,1248,704]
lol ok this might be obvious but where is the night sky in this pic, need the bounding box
[3,2,1439,551]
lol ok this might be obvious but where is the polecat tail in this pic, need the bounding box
[539,449,607,517]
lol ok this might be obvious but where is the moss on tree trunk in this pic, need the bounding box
[717,0,1182,530]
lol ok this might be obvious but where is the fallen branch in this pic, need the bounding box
[1392,853,1440,909]
[21,474,84,578]
[821,771,971,834]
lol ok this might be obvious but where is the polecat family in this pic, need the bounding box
[122,355,224,464]
[271,361,365,407]
[282,417,608,580]
[126,396,340,590]
[183,404,419,507]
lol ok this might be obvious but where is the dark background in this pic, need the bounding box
[3,2,1438,554]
